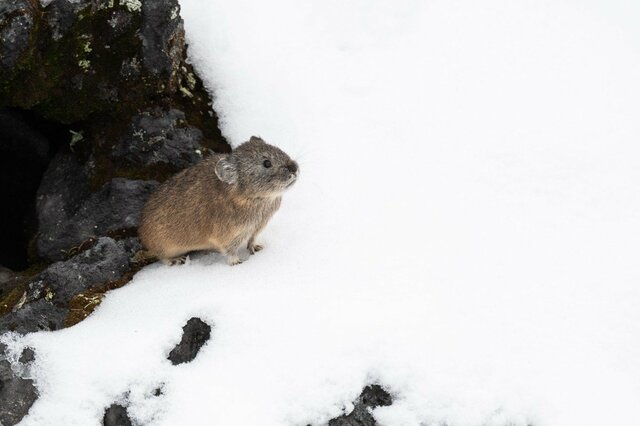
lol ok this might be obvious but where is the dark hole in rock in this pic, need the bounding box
[168,317,212,365]
[103,404,132,426]
[0,108,70,271]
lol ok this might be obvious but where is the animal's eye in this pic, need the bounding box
[263,159,272,168]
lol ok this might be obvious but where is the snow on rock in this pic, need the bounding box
[3,0,640,425]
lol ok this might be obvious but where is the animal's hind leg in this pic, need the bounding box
[157,247,189,266]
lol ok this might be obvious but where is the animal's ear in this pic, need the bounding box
[215,157,238,184]
[250,136,265,144]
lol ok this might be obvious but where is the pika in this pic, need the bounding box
[138,136,299,266]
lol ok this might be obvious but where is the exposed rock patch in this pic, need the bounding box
[0,343,38,426]
[168,317,212,365]
[103,403,133,426]
[327,385,393,426]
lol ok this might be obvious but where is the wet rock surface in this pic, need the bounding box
[327,385,393,426]
[0,343,38,426]
[168,317,212,365]
[103,404,133,426]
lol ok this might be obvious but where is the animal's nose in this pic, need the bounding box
[287,161,299,174]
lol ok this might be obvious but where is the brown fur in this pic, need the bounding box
[138,137,298,265]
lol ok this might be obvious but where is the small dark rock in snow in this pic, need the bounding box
[18,347,35,364]
[168,317,212,365]
[103,404,132,426]
[0,343,39,426]
[327,385,393,426]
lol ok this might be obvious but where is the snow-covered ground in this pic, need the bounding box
[3,0,640,424]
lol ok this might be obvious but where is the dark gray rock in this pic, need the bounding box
[141,0,184,81]
[39,237,131,303]
[35,153,92,261]
[0,266,22,300]
[45,0,81,41]
[0,343,38,426]
[0,0,35,70]
[327,385,393,426]
[113,108,205,169]
[0,300,68,334]
[0,0,208,126]
[107,9,134,39]
[1,237,136,333]
[103,404,132,426]
[37,152,158,261]
[168,317,212,365]
[18,347,35,364]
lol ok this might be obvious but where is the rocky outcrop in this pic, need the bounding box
[0,0,229,422]
[1,237,141,333]
[327,385,393,426]
[0,0,216,126]
[36,152,158,261]
[168,317,212,365]
[0,0,229,336]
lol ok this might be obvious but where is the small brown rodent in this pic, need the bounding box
[138,136,299,265]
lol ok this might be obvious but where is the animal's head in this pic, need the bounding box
[215,136,299,197]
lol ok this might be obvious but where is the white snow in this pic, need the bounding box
[3,0,640,424]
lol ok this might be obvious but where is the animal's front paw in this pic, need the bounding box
[169,255,187,266]
[248,243,264,255]
[227,255,243,266]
